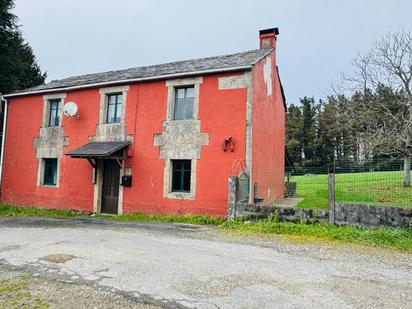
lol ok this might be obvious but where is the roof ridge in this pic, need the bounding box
[50,49,263,83]
[5,49,271,97]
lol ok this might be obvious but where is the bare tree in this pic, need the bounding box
[346,30,412,187]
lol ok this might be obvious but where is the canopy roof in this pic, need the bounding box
[65,141,130,158]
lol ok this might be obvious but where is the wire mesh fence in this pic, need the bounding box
[252,159,411,209]
[333,162,410,208]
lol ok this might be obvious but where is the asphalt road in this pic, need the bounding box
[0,217,411,309]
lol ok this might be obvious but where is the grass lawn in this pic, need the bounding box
[292,171,412,210]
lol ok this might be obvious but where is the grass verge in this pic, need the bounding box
[1,204,411,251]
[0,204,87,218]
[107,213,225,225]
[0,204,224,225]
[221,218,412,252]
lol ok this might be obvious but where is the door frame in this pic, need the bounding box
[93,156,125,215]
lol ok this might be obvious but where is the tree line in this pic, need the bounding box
[286,30,411,187]
[286,91,403,170]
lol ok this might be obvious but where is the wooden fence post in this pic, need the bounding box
[328,172,335,225]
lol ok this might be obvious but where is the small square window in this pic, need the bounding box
[171,160,191,192]
[173,86,194,120]
[43,159,57,186]
[48,99,61,127]
[106,93,123,123]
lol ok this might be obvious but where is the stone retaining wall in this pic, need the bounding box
[334,202,412,229]
[234,203,329,223]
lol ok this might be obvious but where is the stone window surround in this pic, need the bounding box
[166,77,202,121]
[42,93,66,128]
[36,93,66,188]
[163,159,197,200]
[98,85,129,125]
[161,77,203,200]
[37,158,61,188]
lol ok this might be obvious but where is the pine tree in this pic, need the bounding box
[286,104,303,167]
[300,97,317,166]
[0,0,46,95]
[316,98,337,167]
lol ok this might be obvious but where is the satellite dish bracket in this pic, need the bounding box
[64,111,80,119]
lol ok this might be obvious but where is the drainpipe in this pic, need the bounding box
[0,96,8,191]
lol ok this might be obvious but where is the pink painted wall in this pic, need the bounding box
[2,71,248,216]
[251,51,286,203]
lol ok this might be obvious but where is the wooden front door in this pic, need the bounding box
[101,160,120,214]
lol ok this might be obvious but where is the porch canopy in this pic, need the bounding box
[65,141,130,167]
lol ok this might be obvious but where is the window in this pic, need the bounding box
[48,99,61,127]
[43,159,57,186]
[106,93,123,123]
[171,160,191,192]
[173,86,194,120]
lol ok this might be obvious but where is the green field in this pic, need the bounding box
[291,171,412,209]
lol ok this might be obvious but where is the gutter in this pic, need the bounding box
[0,96,8,191]
[2,65,252,99]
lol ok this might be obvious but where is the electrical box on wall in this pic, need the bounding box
[121,175,132,187]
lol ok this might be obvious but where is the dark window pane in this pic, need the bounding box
[48,100,60,127]
[171,160,191,192]
[182,160,191,170]
[43,159,57,186]
[172,168,181,192]
[183,170,191,191]
[107,94,123,123]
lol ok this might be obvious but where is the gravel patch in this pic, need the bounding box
[0,268,161,309]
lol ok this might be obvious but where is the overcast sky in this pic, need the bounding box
[14,0,412,104]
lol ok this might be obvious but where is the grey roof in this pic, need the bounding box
[10,49,271,96]
[65,141,130,158]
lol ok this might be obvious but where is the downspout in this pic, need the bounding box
[0,96,8,192]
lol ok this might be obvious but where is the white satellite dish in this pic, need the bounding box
[63,101,79,118]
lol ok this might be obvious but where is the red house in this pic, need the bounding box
[0,28,286,217]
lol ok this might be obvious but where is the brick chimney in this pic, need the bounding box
[259,28,279,49]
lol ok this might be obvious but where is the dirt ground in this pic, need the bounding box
[0,267,161,309]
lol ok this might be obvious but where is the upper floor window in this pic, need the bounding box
[48,99,61,127]
[173,86,194,120]
[107,93,123,123]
